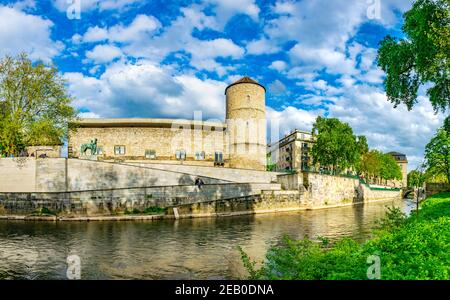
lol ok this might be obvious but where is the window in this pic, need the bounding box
[145,149,156,159]
[176,149,186,160]
[195,151,205,160]
[114,145,125,155]
[214,151,223,162]
[96,146,103,155]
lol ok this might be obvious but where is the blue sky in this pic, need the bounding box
[0,0,446,169]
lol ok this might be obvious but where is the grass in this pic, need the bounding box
[239,192,450,280]
[124,206,166,215]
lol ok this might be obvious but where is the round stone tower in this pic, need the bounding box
[225,77,267,171]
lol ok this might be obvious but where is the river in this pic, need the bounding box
[0,199,415,279]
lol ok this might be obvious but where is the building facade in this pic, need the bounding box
[267,129,314,172]
[68,77,267,171]
[387,151,408,188]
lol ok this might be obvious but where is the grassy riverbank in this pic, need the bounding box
[240,192,450,280]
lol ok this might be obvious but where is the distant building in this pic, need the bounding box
[267,129,314,172]
[268,132,408,188]
[68,77,267,171]
[387,151,408,188]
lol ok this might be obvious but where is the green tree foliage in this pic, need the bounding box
[356,135,369,155]
[241,193,450,280]
[0,53,77,156]
[425,117,450,183]
[377,0,450,113]
[311,116,359,172]
[359,150,382,180]
[408,170,427,188]
[359,150,402,184]
[380,152,403,184]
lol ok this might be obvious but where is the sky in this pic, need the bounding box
[0,0,446,169]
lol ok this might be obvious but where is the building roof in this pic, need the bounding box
[387,151,408,162]
[71,118,227,129]
[224,76,266,94]
[387,151,406,156]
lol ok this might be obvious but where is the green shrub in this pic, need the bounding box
[241,193,450,280]
[34,207,57,216]
[123,206,166,215]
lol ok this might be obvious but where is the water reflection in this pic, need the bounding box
[0,199,414,279]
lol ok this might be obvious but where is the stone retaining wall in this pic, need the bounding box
[425,183,450,197]
[0,183,281,216]
[0,158,230,193]
[127,162,280,183]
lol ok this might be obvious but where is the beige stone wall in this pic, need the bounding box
[277,173,303,190]
[127,162,280,183]
[360,184,402,201]
[225,82,266,171]
[305,173,360,206]
[0,158,36,192]
[69,126,228,162]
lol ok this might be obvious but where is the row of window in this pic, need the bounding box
[97,146,222,161]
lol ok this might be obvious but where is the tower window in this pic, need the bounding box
[247,95,250,101]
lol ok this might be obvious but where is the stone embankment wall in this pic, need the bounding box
[0,183,281,216]
[0,158,230,193]
[1,158,279,193]
[425,183,450,197]
[0,158,402,218]
[127,162,280,183]
[168,190,305,218]
[277,172,401,206]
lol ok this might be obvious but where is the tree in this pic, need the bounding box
[359,150,382,182]
[0,53,77,156]
[356,135,369,156]
[355,135,369,175]
[379,153,403,185]
[311,116,359,173]
[425,117,450,183]
[377,0,449,113]
[359,150,402,185]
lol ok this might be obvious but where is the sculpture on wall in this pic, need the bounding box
[81,138,98,156]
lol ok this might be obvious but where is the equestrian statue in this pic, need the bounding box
[81,138,98,156]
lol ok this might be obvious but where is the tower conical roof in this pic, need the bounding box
[225,76,266,94]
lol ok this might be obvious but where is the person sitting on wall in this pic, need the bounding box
[195,177,205,190]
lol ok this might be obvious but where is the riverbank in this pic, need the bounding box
[240,192,450,280]
[0,197,402,222]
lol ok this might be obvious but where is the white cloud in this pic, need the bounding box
[246,38,281,55]
[209,0,260,27]
[65,61,228,120]
[82,26,109,43]
[85,44,122,63]
[52,0,141,12]
[289,44,357,76]
[0,6,62,61]
[107,14,161,42]
[269,60,287,72]
[267,106,323,137]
